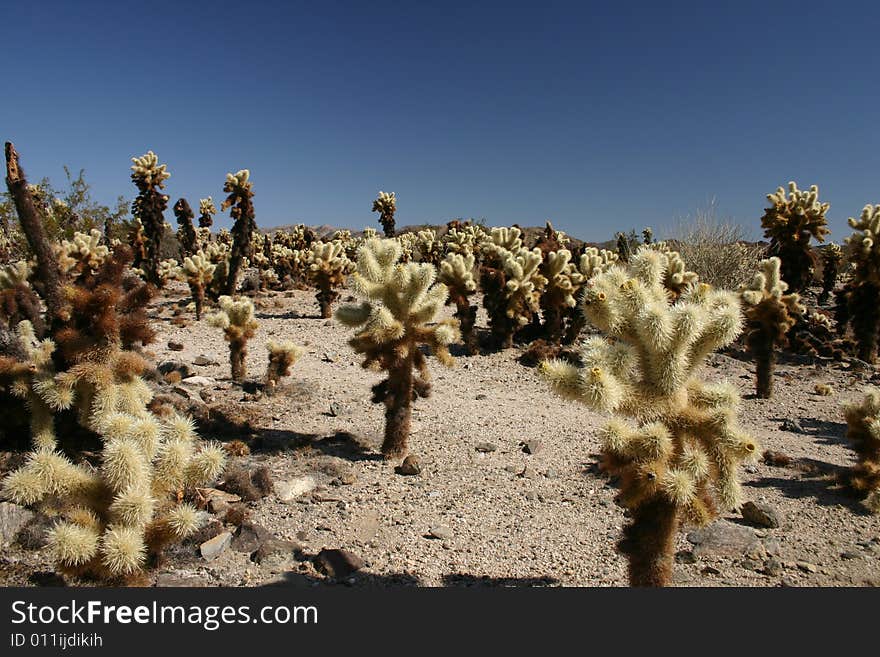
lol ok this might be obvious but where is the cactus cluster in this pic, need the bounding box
[760,181,830,292]
[819,243,843,304]
[304,240,351,318]
[220,170,257,296]
[541,247,756,586]
[175,252,216,320]
[842,388,880,514]
[264,339,304,396]
[336,238,458,460]
[740,257,804,398]
[837,205,880,361]
[438,252,479,355]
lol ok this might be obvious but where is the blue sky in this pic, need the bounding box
[3,1,878,241]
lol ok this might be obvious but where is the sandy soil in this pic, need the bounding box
[1,282,879,587]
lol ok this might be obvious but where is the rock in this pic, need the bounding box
[155,573,210,587]
[701,566,721,576]
[687,521,764,558]
[253,539,303,568]
[193,355,220,366]
[189,519,225,546]
[762,557,784,576]
[328,401,350,417]
[181,376,216,387]
[0,503,36,547]
[741,501,781,529]
[762,538,781,556]
[797,561,818,573]
[428,525,454,541]
[199,389,215,404]
[522,440,543,455]
[675,550,697,564]
[841,550,861,560]
[231,522,273,553]
[167,341,184,351]
[275,476,318,503]
[197,488,242,515]
[200,532,232,561]
[780,418,804,433]
[172,386,191,399]
[395,455,422,476]
[475,442,497,453]
[313,548,364,578]
[475,394,487,400]
[741,557,763,571]
[158,360,190,377]
[322,352,337,363]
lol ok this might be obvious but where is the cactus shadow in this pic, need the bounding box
[768,416,848,446]
[253,428,383,462]
[745,468,869,514]
[262,569,422,587]
[441,573,559,587]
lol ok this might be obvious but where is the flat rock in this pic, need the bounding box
[167,341,184,351]
[200,531,232,561]
[428,525,454,541]
[181,376,216,387]
[328,402,350,417]
[522,440,543,455]
[313,548,364,579]
[253,538,303,566]
[687,521,763,558]
[275,476,318,503]
[741,501,781,529]
[0,503,35,547]
[193,355,220,366]
[155,572,211,587]
[475,442,497,453]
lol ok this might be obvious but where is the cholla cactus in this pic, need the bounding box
[439,252,479,355]
[335,238,459,460]
[563,247,620,345]
[198,197,216,229]
[819,243,843,304]
[372,191,397,238]
[220,170,257,296]
[0,260,43,333]
[130,151,170,287]
[173,198,198,258]
[540,248,756,586]
[207,296,258,382]
[412,229,444,265]
[842,388,880,514]
[443,223,487,255]
[305,241,351,318]
[761,181,830,292]
[57,229,110,280]
[156,259,178,287]
[176,253,216,319]
[740,257,804,398]
[479,233,546,349]
[838,205,880,361]
[642,227,654,245]
[539,249,585,343]
[203,241,232,301]
[264,339,304,396]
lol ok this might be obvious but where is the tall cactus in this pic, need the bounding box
[439,252,479,355]
[740,257,804,398]
[305,240,351,318]
[842,388,880,514]
[173,198,198,259]
[220,170,256,296]
[372,191,397,238]
[130,151,170,288]
[336,238,459,460]
[838,205,880,362]
[541,247,756,586]
[760,181,830,292]
[818,243,843,304]
[208,296,258,382]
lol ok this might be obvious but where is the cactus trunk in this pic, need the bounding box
[620,497,678,587]
[455,303,478,355]
[852,282,880,363]
[231,341,246,382]
[381,358,414,460]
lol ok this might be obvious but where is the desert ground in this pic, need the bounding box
[1,281,878,587]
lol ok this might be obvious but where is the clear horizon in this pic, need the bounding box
[3,0,878,242]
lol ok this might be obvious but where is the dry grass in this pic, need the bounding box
[666,200,764,290]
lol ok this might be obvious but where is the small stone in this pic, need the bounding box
[167,341,184,351]
[762,557,784,576]
[475,393,487,400]
[741,501,781,529]
[329,402,350,417]
[322,352,337,363]
[475,442,497,453]
[313,548,364,579]
[544,468,558,479]
[797,561,818,573]
[193,355,220,366]
[701,566,721,576]
[841,551,861,560]
[428,525,454,541]
[172,386,191,399]
[253,538,302,566]
[200,531,232,561]
[762,538,781,556]
[780,418,804,433]
[155,573,209,587]
[522,440,543,455]
[339,471,357,485]
[275,476,318,503]
[231,522,273,553]
[675,550,697,564]
[687,520,764,558]
[395,455,422,476]
[0,503,36,547]
[199,389,215,403]
[741,557,763,571]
